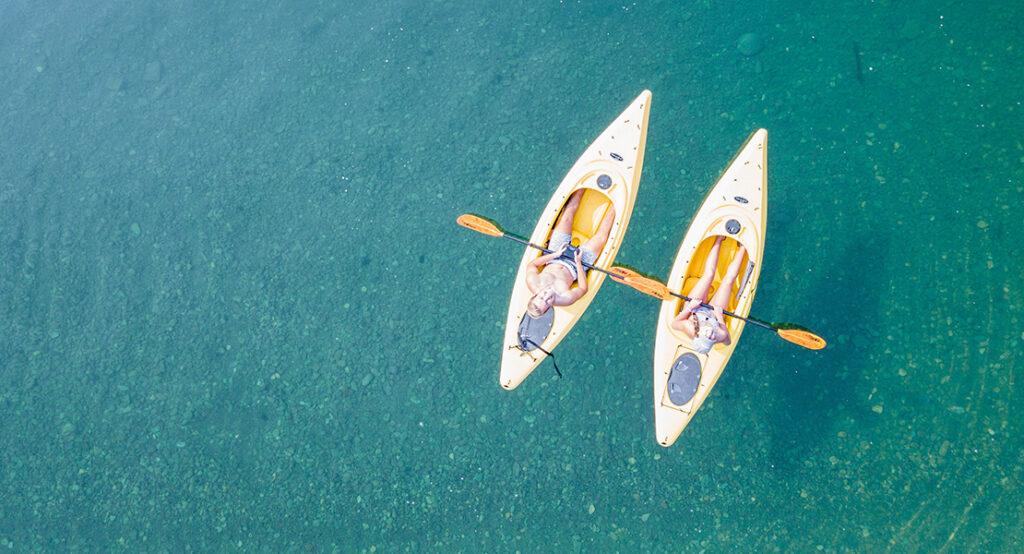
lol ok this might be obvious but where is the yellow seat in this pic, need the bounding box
[571,189,611,245]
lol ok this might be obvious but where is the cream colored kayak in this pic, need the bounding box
[653,129,767,445]
[500,91,652,390]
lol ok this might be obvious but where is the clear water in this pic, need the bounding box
[1,0,1021,550]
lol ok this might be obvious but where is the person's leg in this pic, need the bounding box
[580,203,617,254]
[553,190,585,235]
[688,236,724,302]
[710,243,747,309]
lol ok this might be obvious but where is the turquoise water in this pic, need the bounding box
[2,0,1021,550]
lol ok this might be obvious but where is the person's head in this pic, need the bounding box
[691,314,717,354]
[527,289,556,318]
[692,335,714,354]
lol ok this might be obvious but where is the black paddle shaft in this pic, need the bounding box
[500,232,617,278]
[663,289,775,331]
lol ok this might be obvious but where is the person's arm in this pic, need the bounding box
[670,311,695,337]
[714,306,732,345]
[553,250,588,306]
[671,298,702,336]
[677,298,702,321]
[573,249,587,293]
[527,245,565,271]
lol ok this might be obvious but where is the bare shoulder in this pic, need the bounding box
[555,285,586,306]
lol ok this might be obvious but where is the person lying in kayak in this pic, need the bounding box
[671,235,747,354]
[525,189,616,318]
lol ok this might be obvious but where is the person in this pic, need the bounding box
[671,235,747,354]
[525,189,616,318]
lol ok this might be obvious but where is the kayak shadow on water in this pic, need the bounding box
[764,229,888,473]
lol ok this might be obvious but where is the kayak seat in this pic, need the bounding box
[678,240,745,314]
[682,276,701,297]
[570,189,611,247]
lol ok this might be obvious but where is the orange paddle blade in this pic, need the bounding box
[456,214,503,237]
[607,266,635,282]
[777,328,827,350]
[608,266,640,280]
[610,267,673,301]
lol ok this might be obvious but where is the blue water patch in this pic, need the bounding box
[0,0,1021,551]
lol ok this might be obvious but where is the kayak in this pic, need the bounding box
[652,129,767,446]
[500,90,652,390]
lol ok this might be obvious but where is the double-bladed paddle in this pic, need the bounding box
[456,214,627,281]
[606,267,826,350]
[457,213,827,350]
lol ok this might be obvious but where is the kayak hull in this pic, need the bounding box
[653,129,768,446]
[500,91,652,390]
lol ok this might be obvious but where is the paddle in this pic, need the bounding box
[457,213,826,350]
[456,214,629,282]
[607,267,827,350]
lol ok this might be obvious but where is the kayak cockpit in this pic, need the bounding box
[670,234,750,339]
[538,187,613,288]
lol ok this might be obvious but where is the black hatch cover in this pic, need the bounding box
[517,309,555,351]
[667,353,702,405]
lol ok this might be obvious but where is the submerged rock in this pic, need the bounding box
[737,33,765,56]
[105,75,124,91]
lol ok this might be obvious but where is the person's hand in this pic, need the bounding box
[574,248,582,264]
[684,298,702,312]
[554,244,567,257]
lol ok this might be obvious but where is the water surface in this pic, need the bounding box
[1,0,1021,550]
